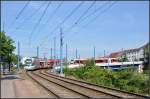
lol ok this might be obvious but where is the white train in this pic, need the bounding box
[23,57,53,70]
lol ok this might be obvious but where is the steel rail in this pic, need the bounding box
[31,71,90,98]
[26,71,60,98]
[43,69,149,98]
[35,70,121,98]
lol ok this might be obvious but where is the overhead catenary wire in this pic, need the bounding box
[39,1,117,56]
[39,1,85,47]
[15,2,46,30]
[8,0,30,29]
[35,1,64,39]
[64,0,96,33]
[29,1,51,45]
[70,1,110,26]
[65,1,117,40]
[45,1,64,25]
[64,1,109,33]
[82,1,117,28]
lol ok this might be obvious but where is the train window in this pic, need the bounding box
[25,59,32,64]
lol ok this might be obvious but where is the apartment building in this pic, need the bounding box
[109,42,149,62]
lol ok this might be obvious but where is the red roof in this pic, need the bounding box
[109,51,124,58]
[49,59,60,62]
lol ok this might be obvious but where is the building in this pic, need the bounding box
[124,43,149,62]
[124,48,144,62]
[108,42,149,62]
[109,51,124,60]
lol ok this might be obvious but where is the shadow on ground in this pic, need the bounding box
[1,74,24,80]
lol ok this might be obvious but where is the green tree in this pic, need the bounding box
[119,56,129,62]
[0,31,16,72]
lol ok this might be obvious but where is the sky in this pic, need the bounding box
[1,1,149,60]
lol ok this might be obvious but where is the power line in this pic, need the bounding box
[39,1,84,47]
[65,1,117,40]
[8,0,30,29]
[16,1,30,19]
[74,1,111,26]
[29,1,51,45]
[15,2,46,30]
[64,1,109,39]
[64,0,96,33]
[36,1,63,39]
[82,1,117,28]
[45,1,63,25]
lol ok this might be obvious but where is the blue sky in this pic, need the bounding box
[1,1,149,60]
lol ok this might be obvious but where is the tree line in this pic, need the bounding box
[0,31,17,72]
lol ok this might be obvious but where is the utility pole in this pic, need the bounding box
[53,37,56,72]
[51,48,53,60]
[79,54,81,65]
[43,53,46,59]
[60,28,64,76]
[108,51,111,69]
[66,44,68,65]
[17,41,20,71]
[37,46,39,58]
[76,48,78,59]
[121,48,123,66]
[104,50,106,58]
[3,21,5,32]
[43,53,47,67]
[93,46,95,64]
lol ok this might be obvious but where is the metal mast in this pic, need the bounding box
[17,41,20,71]
[60,28,63,75]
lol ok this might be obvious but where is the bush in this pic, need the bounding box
[10,67,17,72]
[64,60,149,95]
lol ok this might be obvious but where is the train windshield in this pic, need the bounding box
[25,59,33,66]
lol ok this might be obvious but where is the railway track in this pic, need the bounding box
[42,69,149,98]
[26,69,149,98]
[26,71,88,98]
